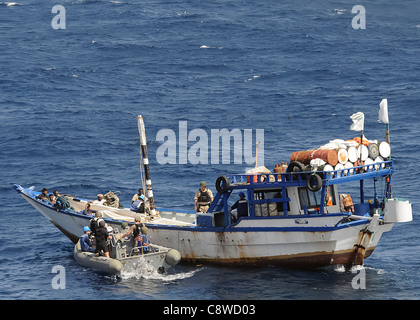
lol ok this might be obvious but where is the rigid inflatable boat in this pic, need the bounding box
[73,229,181,275]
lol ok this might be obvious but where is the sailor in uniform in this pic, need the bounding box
[194,181,213,213]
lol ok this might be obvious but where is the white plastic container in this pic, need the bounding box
[384,198,413,223]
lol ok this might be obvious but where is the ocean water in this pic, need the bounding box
[1,0,420,301]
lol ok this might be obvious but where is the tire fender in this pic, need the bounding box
[215,175,230,193]
[307,173,322,192]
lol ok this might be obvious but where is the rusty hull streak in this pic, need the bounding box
[180,247,376,268]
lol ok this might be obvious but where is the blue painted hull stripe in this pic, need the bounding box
[16,186,369,233]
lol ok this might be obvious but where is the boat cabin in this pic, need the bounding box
[198,160,393,228]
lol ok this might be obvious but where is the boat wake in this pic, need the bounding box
[328,264,386,275]
[120,258,202,281]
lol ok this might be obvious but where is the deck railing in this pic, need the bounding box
[226,160,393,188]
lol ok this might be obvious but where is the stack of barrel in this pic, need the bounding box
[289,137,391,176]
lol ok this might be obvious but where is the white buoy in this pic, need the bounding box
[357,144,369,161]
[364,157,374,171]
[337,148,348,164]
[374,156,385,169]
[344,161,354,175]
[347,146,358,163]
[379,141,391,158]
[334,163,344,177]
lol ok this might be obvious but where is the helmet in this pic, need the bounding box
[200,181,207,187]
[139,195,145,201]
[239,192,245,197]
[121,222,129,229]
[83,226,91,232]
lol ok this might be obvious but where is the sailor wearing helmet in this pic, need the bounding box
[194,181,213,213]
[80,226,95,253]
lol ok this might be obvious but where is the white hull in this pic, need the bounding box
[146,218,392,267]
[16,186,394,268]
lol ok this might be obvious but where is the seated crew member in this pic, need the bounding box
[82,203,97,216]
[48,194,57,205]
[230,192,248,222]
[194,181,213,213]
[130,195,145,213]
[91,194,105,205]
[80,226,95,253]
[132,188,148,203]
[52,190,70,200]
[37,188,49,200]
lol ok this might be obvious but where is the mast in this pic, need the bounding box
[137,115,157,217]
[254,141,260,168]
[379,98,392,197]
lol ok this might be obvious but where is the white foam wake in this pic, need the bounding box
[330,264,386,274]
[120,258,202,281]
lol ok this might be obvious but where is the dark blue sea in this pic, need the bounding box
[1,0,419,303]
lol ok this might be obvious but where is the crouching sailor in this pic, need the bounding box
[80,226,96,253]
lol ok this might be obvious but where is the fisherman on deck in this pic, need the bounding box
[131,188,150,214]
[37,188,49,200]
[82,203,97,216]
[194,181,214,213]
[130,195,145,213]
[91,194,105,205]
[132,188,148,203]
[52,190,70,200]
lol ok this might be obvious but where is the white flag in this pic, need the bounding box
[378,98,389,124]
[350,112,365,131]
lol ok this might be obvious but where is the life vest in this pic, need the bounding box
[89,217,103,235]
[130,200,144,212]
[133,224,149,252]
[197,189,211,204]
[236,199,248,218]
[326,189,333,207]
[133,224,141,238]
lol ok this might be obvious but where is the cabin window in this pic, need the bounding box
[298,186,336,210]
[253,188,289,216]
